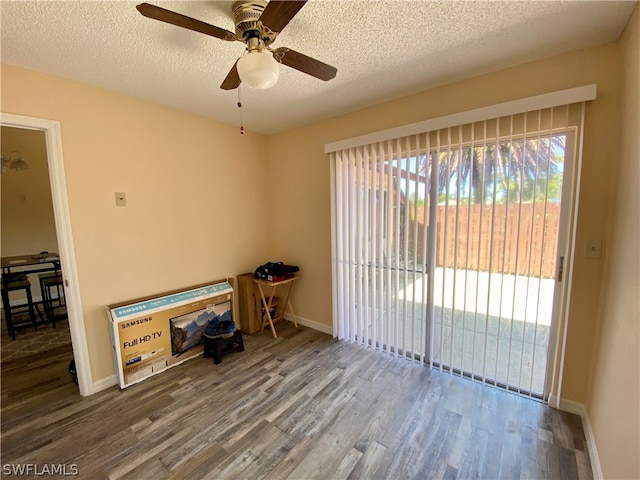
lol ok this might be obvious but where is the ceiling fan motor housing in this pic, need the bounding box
[233,1,271,42]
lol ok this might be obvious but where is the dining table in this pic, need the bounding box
[1,252,61,276]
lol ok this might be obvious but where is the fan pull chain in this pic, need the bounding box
[237,86,244,135]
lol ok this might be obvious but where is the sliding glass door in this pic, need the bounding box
[331,104,582,399]
[427,120,574,397]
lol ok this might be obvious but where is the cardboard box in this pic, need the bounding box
[106,279,233,388]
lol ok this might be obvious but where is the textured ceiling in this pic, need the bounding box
[1,1,636,135]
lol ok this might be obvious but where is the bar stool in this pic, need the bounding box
[39,272,66,327]
[1,273,38,340]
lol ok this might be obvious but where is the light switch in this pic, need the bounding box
[585,239,602,259]
[115,192,127,207]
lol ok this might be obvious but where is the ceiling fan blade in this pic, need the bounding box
[259,1,307,33]
[220,61,241,90]
[136,3,236,41]
[273,48,337,81]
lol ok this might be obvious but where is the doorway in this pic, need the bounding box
[1,126,69,359]
[1,113,90,396]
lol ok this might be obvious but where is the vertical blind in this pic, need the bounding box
[330,96,589,398]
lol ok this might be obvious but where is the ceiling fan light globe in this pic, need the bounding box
[237,50,279,89]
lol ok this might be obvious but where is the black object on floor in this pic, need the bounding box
[203,330,244,364]
[68,358,77,385]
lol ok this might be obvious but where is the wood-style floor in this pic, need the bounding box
[1,323,593,479]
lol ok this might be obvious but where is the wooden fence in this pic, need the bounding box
[408,203,560,278]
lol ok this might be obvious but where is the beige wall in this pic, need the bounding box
[268,43,621,406]
[586,5,639,480]
[1,65,270,381]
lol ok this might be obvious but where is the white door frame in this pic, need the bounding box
[543,130,577,401]
[1,112,92,396]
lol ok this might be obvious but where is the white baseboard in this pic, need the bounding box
[284,313,332,336]
[581,409,603,480]
[557,397,585,415]
[91,374,117,395]
[550,397,603,480]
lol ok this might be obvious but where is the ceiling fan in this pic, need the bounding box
[136,1,337,90]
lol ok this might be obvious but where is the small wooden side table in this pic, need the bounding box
[253,276,300,338]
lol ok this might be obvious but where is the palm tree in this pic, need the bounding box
[417,134,566,205]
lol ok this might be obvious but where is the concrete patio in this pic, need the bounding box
[366,267,556,396]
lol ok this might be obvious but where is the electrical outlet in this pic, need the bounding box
[585,239,602,259]
[115,192,127,207]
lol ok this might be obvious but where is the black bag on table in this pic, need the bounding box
[254,261,299,282]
